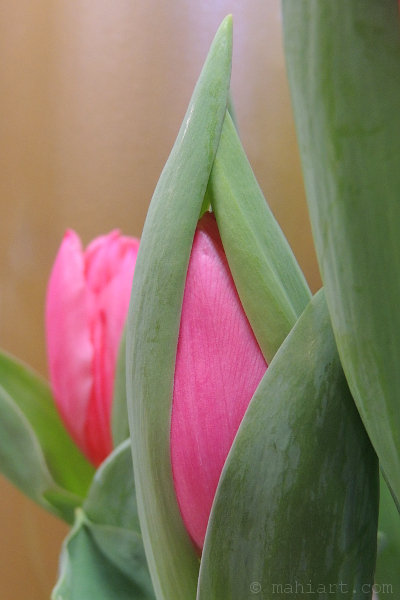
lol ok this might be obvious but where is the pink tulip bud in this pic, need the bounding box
[46,230,139,466]
[171,212,267,552]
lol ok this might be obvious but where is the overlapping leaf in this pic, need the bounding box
[126,17,233,600]
[52,514,138,600]
[111,327,129,447]
[208,112,311,362]
[283,0,400,503]
[198,291,378,600]
[0,350,94,522]
[52,440,155,600]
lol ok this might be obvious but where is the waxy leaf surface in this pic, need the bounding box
[283,0,400,503]
[376,472,400,597]
[198,291,378,600]
[208,112,311,362]
[126,17,233,600]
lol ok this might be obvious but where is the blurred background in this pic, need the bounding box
[0,0,321,597]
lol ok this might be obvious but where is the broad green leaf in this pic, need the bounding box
[84,440,154,594]
[52,510,153,600]
[126,17,233,600]
[376,472,400,597]
[87,523,153,594]
[282,0,400,503]
[0,350,94,522]
[0,383,81,522]
[84,439,139,531]
[208,112,311,362]
[111,328,130,447]
[198,290,378,600]
[53,442,155,600]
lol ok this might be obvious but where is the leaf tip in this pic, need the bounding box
[215,15,233,53]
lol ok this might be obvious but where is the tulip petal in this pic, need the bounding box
[46,229,139,467]
[46,230,94,460]
[171,213,267,551]
[84,232,139,465]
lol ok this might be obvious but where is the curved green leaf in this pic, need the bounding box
[227,91,238,131]
[84,439,140,534]
[84,440,154,594]
[53,441,155,599]
[0,350,95,522]
[88,523,153,593]
[0,350,94,495]
[282,0,400,503]
[111,328,129,447]
[198,290,378,600]
[52,510,153,600]
[126,16,233,600]
[0,383,82,522]
[209,111,311,362]
[376,471,400,597]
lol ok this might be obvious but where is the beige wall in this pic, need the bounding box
[0,1,321,597]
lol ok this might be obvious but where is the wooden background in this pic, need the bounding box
[0,1,321,597]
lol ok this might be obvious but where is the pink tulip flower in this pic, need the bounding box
[171,212,267,553]
[46,230,139,466]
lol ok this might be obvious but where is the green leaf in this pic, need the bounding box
[84,440,154,594]
[198,290,378,600]
[52,510,154,600]
[0,383,79,522]
[83,440,142,547]
[282,0,400,504]
[52,442,155,600]
[111,327,129,447]
[0,350,94,522]
[126,16,233,600]
[376,471,400,597]
[208,111,311,362]
[227,91,238,131]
